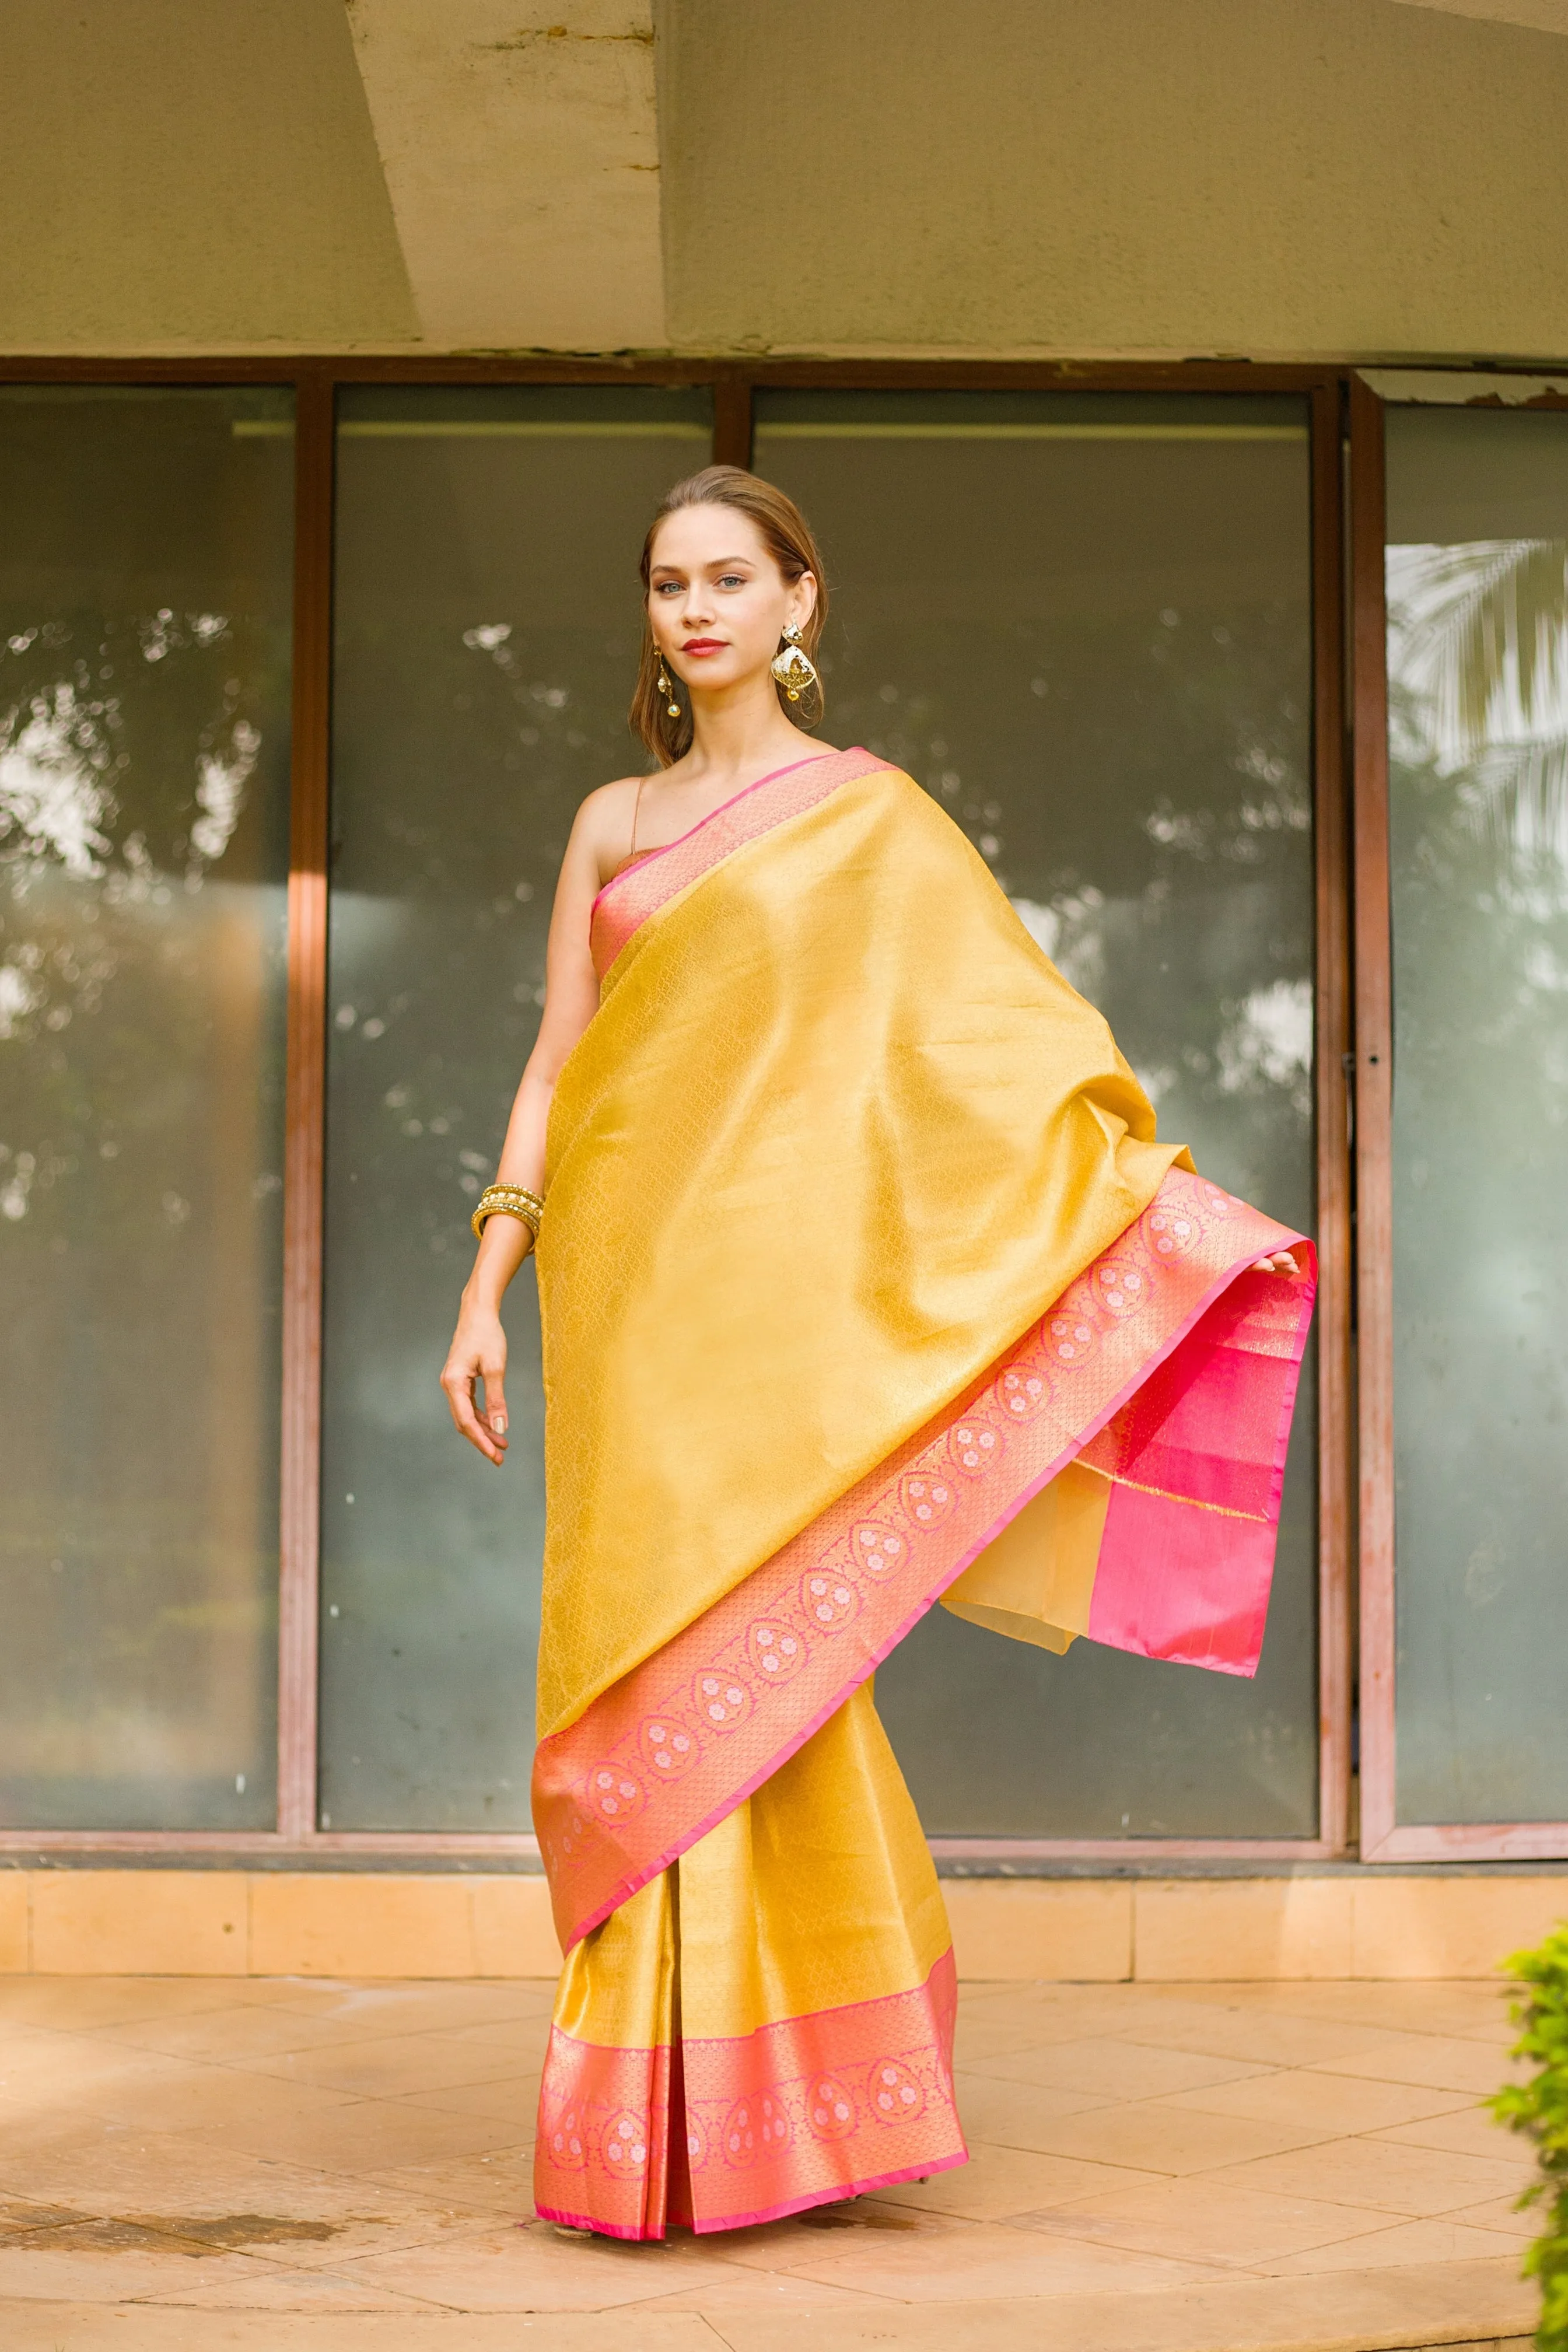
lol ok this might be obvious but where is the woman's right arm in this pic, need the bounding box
[439,779,635,1464]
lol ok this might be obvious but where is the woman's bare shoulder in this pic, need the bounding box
[569,774,646,846]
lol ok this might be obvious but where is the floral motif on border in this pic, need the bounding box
[534,1168,1310,1952]
[534,1950,963,2239]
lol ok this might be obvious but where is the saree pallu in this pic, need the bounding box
[531,747,1316,2237]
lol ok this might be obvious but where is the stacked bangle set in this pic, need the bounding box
[471,1183,544,1244]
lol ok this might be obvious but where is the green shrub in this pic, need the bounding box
[1494,1924,1568,2352]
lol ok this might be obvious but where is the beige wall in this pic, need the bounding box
[1,0,1566,359]
[0,0,416,352]
[657,0,1568,362]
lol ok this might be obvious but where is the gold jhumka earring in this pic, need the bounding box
[656,666,681,719]
[770,622,820,708]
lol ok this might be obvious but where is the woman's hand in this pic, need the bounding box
[1251,1250,1298,1275]
[441,1295,510,1465]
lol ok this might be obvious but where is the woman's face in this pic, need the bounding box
[646,505,815,699]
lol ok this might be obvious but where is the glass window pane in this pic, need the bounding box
[755,388,1318,1838]
[1385,404,1568,1825]
[323,384,713,1831]
[0,386,293,1830]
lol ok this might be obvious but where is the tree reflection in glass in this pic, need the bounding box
[1385,404,1568,1826]
[756,390,1318,1838]
[0,388,292,1830]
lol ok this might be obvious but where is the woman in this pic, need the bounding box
[441,466,1314,2241]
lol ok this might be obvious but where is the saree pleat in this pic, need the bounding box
[530,748,1315,2235]
[536,1683,964,2237]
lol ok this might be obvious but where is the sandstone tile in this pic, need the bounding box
[981,2098,1335,2176]
[32,1875,247,1977]
[357,2148,535,2217]
[0,2228,268,2302]
[765,2215,1220,2302]
[702,2255,1535,2352]
[944,1881,1132,1983]
[336,2214,731,2311]
[1308,2030,1531,2096]
[963,2034,1267,2102]
[0,1873,28,1972]
[1259,2213,1531,2273]
[0,2299,718,2348]
[249,1878,476,1979]
[640,2263,894,2309]
[242,2030,519,2099]
[1155,2066,1475,2134]
[1447,2191,1542,2236]
[1135,1879,1353,1982]
[1371,2101,1531,2162]
[468,1877,562,1978]
[949,2068,1119,2148]
[1024,2176,1389,2266]
[0,2197,93,2235]
[400,2070,539,2124]
[88,2003,378,2063]
[441,2004,556,2053]
[949,2009,1072,2066]
[148,2262,436,2309]
[77,2059,360,2138]
[250,1980,549,2036]
[0,2027,174,2120]
[0,2126,389,2220]
[1112,2002,1394,2070]
[1352,1874,1568,1980]
[0,1976,247,2028]
[1152,1977,1496,2027]
[877,2139,1157,2220]
[197,2095,526,2174]
[715,2202,958,2276]
[1202,2135,1530,2217]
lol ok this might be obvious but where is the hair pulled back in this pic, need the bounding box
[631,465,828,767]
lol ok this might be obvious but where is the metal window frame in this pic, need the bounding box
[0,353,1352,1864]
[1350,370,1568,1863]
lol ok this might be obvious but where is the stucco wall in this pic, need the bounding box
[1,0,1566,358]
[0,0,416,352]
[657,0,1568,362]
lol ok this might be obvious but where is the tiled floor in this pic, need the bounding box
[0,1972,1541,2350]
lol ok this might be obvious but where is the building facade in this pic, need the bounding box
[1,0,1566,1976]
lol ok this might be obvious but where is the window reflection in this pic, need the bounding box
[0,388,292,1829]
[757,390,1318,1838]
[1385,405,1568,1825]
[321,386,712,1831]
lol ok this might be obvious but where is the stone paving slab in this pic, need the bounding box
[0,1973,1541,2350]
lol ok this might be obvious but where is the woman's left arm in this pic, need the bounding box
[439,787,624,1464]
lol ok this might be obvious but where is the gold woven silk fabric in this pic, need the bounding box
[552,1681,950,2046]
[536,765,1184,1740]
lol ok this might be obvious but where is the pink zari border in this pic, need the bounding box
[534,1950,963,2239]
[590,746,893,978]
[534,1169,1315,1952]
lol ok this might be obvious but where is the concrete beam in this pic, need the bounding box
[344,0,665,352]
[1392,0,1568,32]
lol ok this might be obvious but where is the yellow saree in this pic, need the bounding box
[531,747,1314,2236]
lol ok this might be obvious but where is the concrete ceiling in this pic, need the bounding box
[1392,0,1568,30]
[343,0,664,351]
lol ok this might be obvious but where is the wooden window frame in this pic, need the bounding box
[1350,371,1568,1863]
[0,355,1352,1864]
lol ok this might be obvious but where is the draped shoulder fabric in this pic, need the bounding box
[530,746,1316,2238]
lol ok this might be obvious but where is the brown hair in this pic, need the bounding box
[630,465,828,766]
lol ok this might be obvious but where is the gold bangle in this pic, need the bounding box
[471,1184,544,1244]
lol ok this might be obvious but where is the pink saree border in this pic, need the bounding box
[534,1948,963,2239]
[590,745,892,978]
[534,1168,1316,1952]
